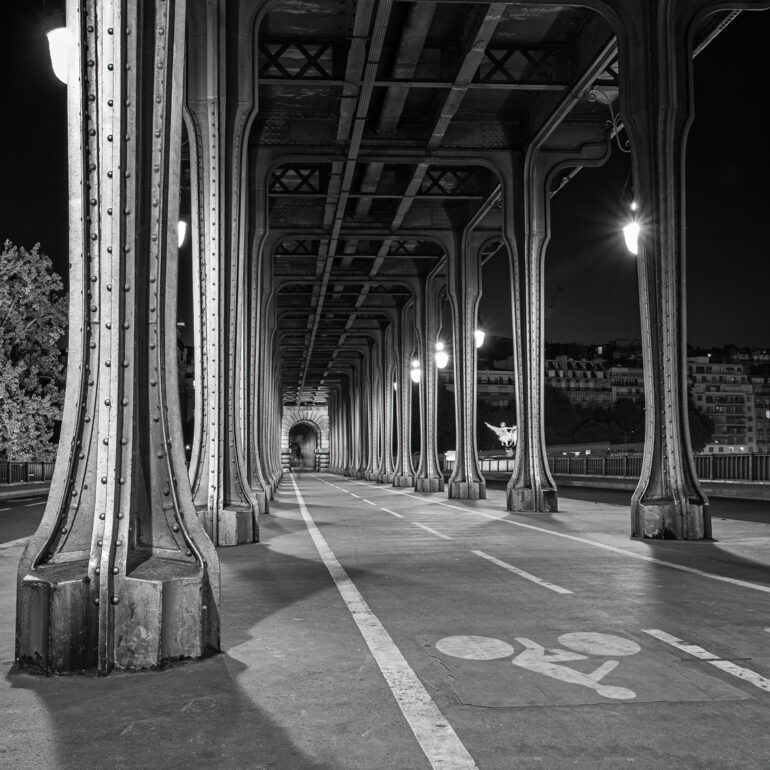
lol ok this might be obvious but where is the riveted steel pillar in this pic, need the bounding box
[393,303,416,487]
[350,368,361,475]
[503,130,609,512]
[365,335,382,480]
[16,0,220,675]
[447,232,485,499]
[185,1,259,545]
[248,250,274,503]
[378,324,397,484]
[414,271,445,493]
[346,366,359,475]
[354,351,369,478]
[613,0,726,538]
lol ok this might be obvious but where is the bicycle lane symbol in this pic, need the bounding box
[435,632,641,700]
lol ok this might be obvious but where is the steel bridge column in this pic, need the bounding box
[346,367,359,476]
[16,0,220,674]
[447,232,486,499]
[365,335,382,480]
[414,272,445,492]
[613,0,723,539]
[378,325,397,484]
[246,234,272,505]
[349,370,359,475]
[185,3,259,545]
[355,352,369,478]
[393,303,416,487]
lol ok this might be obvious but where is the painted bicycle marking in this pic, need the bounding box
[435,632,641,700]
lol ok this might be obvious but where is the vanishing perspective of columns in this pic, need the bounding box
[18,0,762,680]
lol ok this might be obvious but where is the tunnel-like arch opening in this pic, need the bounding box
[288,421,319,471]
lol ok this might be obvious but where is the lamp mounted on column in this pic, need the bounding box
[410,358,421,384]
[177,219,188,248]
[587,86,639,256]
[40,2,71,85]
[623,201,640,255]
[435,340,449,369]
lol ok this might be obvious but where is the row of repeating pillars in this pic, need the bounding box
[18,0,762,674]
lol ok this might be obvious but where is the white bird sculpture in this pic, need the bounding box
[485,421,518,449]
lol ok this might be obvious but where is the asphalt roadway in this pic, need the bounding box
[2,476,770,768]
[3,485,769,546]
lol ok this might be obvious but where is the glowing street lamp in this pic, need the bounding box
[177,220,188,248]
[410,358,421,384]
[474,328,485,349]
[622,201,640,255]
[435,341,449,369]
[46,26,72,85]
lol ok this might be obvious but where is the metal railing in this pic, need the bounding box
[0,461,56,485]
[443,453,770,483]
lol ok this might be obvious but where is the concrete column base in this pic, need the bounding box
[507,487,558,513]
[16,559,216,674]
[364,471,377,481]
[632,500,710,540]
[217,506,257,546]
[392,474,413,488]
[254,488,269,517]
[448,481,486,499]
[415,477,444,493]
[378,473,394,484]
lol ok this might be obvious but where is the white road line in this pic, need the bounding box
[290,476,477,770]
[25,501,45,507]
[0,537,30,551]
[0,507,10,512]
[350,493,361,499]
[381,507,404,518]
[643,629,770,694]
[413,522,453,541]
[362,499,377,506]
[322,477,770,596]
[472,550,573,594]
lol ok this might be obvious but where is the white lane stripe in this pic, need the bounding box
[290,476,477,770]
[0,537,30,551]
[381,507,403,518]
[323,477,770,597]
[364,484,770,596]
[25,501,45,507]
[472,550,572,594]
[643,629,770,693]
[363,499,377,506]
[0,507,10,512]
[413,522,453,541]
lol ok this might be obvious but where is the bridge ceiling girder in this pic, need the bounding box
[235,1,737,406]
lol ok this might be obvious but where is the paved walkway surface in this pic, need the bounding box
[2,473,770,768]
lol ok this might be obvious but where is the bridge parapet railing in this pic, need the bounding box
[442,453,770,483]
[0,461,56,485]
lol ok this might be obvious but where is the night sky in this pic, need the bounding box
[1,5,768,349]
